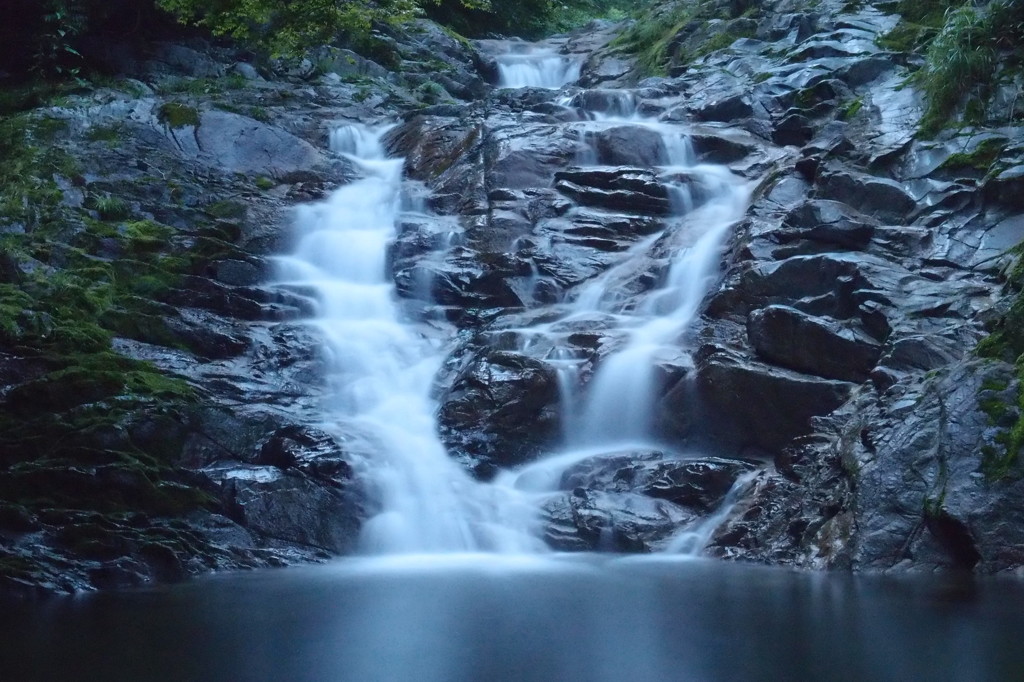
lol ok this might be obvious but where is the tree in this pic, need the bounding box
[155,0,487,55]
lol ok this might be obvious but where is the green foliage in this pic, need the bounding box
[939,136,1007,171]
[86,123,124,144]
[3,0,177,84]
[425,0,633,39]
[918,4,997,135]
[154,0,483,55]
[28,2,87,82]
[158,102,200,128]
[87,193,131,220]
[612,0,754,77]
[881,0,1024,136]
[158,75,249,96]
[979,379,1024,480]
[877,0,955,52]
[612,3,698,76]
[839,96,865,120]
[417,80,449,104]
[977,249,1024,479]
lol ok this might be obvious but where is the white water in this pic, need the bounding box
[496,98,754,553]
[532,113,751,454]
[496,47,581,89]
[278,126,541,554]
[281,55,751,557]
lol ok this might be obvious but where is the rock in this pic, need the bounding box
[554,168,672,214]
[542,489,695,552]
[216,465,364,553]
[438,350,560,475]
[748,305,883,382]
[559,450,759,512]
[696,94,753,122]
[690,133,759,165]
[230,62,262,80]
[773,112,815,147]
[212,259,263,287]
[194,111,322,177]
[986,165,1024,209]
[851,361,1024,571]
[385,116,481,182]
[486,122,579,190]
[568,90,638,117]
[396,247,527,308]
[694,350,855,454]
[591,126,668,166]
[782,199,877,250]
[816,166,916,223]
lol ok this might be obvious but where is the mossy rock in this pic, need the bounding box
[158,102,201,129]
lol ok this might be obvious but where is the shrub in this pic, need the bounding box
[909,0,1024,135]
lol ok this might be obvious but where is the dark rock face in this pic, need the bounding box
[543,489,696,552]
[747,305,882,382]
[541,450,760,551]
[5,0,1024,594]
[693,350,855,453]
[438,351,561,476]
[193,111,323,176]
[559,452,759,512]
[217,464,362,553]
[554,167,672,214]
[591,126,668,166]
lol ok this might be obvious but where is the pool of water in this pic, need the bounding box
[4,556,1023,681]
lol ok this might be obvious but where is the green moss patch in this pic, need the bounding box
[158,102,201,128]
[939,137,1008,172]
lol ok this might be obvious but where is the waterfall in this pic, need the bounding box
[561,118,751,452]
[495,98,754,554]
[281,53,750,559]
[277,125,541,555]
[496,48,581,89]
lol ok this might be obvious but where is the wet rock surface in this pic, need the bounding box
[4,0,1024,593]
[417,0,1024,574]
[0,24,474,593]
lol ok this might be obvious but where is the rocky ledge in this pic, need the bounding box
[2,0,1024,592]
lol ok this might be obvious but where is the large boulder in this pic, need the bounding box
[193,110,322,176]
[559,450,759,512]
[542,489,695,552]
[747,305,883,383]
[815,166,916,223]
[694,350,855,454]
[591,126,669,167]
[215,465,364,553]
[438,350,561,476]
[554,167,672,214]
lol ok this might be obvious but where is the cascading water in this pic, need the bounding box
[283,53,751,560]
[277,125,540,554]
[496,46,581,89]
[568,135,749,449]
[493,97,756,554]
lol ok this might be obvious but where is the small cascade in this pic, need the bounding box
[665,470,760,554]
[486,85,755,553]
[282,56,754,562]
[569,89,639,119]
[278,124,541,555]
[496,47,581,89]
[558,113,751,453]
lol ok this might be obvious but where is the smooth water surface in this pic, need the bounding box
[4,557,1024,682]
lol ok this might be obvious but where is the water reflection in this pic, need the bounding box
[3,557,1022,682]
